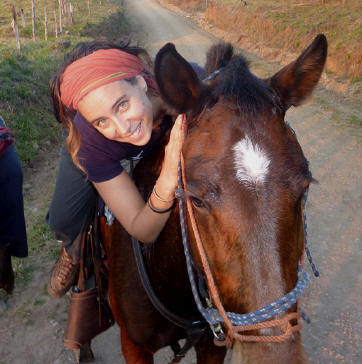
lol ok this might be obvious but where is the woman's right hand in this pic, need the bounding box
[156,114,187,199]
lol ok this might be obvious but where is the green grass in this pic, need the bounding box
[33,298,46,306]
[12,260,35,285]
[350,75,362,84]
[0,40,63,164]
[26,213,53,252]
[349,115,362,126]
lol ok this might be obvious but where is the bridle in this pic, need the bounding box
[175,150,318,347]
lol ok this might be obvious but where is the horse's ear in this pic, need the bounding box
[269,34,327,109]
[155,43,205,114]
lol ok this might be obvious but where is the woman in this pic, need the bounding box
[46,40,187,298]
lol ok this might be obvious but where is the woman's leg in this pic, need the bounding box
[47,130,98,297]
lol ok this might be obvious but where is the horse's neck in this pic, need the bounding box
[134,152,196,313]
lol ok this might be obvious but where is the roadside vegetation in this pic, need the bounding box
[165,0,361,82]
[0,0,130,286]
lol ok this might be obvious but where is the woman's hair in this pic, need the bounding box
[50,39,155,172]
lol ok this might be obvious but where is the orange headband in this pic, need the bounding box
[60,48,157,110]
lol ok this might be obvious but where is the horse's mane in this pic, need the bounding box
[204,43,277,116]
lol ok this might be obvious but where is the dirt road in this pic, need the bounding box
[1,0,360,363]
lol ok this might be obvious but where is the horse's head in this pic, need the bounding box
[155,35,327,362]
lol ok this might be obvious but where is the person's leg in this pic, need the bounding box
[47,130,98,297]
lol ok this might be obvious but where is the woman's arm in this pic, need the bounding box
[93,114,186,243]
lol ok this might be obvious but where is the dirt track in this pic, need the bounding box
[0,0,361,363]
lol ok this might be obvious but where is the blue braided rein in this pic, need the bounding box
[302,189,319,277]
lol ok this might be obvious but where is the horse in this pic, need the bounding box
[100,34,327,364]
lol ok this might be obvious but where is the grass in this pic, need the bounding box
[0,0,131,287]
[12,260,35,285]
[349,115,362,126]
[350,75,362,84]
[0,40,64,165]
[33,298,46,306]
[171,0,361,81]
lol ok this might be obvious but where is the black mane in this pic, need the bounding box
[204,43,276,116]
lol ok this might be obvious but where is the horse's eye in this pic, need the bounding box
[190,196,206,209]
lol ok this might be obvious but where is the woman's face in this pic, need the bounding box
[77,76,154,146]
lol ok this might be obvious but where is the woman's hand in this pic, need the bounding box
[156,114,187,198]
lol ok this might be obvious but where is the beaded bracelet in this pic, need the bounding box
[152,186,175,203]
[147,198,175,214]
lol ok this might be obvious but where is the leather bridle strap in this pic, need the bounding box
[214,312,302,346]
[180,153,234,345]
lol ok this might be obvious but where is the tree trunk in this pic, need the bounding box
[20,8,26,28]
[54,10,58,38]
[69,3,74,25]
[11,5,21,50]
[44,7,48,40]
[58,0,63,34]
[31,0,36,41]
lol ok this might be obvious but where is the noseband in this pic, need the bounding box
[175,151,318,347]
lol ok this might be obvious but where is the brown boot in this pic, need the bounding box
[48,247,79,298]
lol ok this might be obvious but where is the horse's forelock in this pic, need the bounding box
[204,42,234,77]
[212,56,276,117]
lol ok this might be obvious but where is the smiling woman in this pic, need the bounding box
[46,39,187,300]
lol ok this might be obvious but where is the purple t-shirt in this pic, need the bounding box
[73,112,172,182]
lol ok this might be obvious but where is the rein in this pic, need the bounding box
[128,159,207,363]
[176,152,317,347]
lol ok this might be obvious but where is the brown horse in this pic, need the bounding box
[101,34,327,363]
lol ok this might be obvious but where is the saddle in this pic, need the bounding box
[63,207,114,355]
